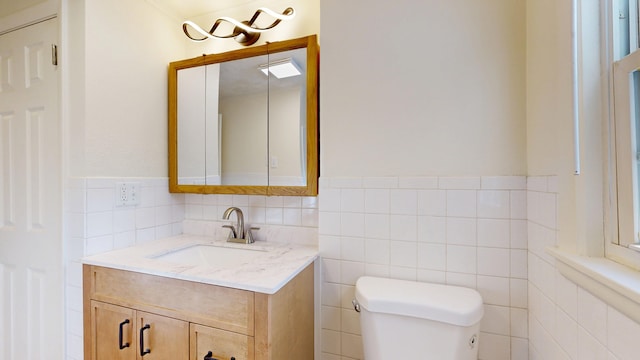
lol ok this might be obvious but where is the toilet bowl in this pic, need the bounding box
[354,276,484,360]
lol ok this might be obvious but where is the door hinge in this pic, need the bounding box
[51,44,58,66]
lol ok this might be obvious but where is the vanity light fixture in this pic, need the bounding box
[258,58,301,79]
[182,7,295,46]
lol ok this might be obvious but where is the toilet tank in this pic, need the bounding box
[355,277,484,360]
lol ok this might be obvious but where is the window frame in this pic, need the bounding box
[547,0,640,331]
[606,0,640,268]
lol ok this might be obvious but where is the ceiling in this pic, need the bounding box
[149,0,261,19]
[0,0,46,19]
[219,47,306,98]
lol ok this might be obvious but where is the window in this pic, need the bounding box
[610,0,640,257]
[548,0,640,326]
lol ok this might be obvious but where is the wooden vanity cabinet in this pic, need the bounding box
[83,263,314,360]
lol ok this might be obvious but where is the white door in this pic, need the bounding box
[0,18,63,360]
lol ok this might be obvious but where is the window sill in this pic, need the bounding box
[547,247,640,324]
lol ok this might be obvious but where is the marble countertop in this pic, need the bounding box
[82,235,319,294]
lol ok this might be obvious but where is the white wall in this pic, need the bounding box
[525,0,580,254]
[320,0,527,177]
[177,65,207,181]
[219,88,305,185]
[526,0,604,256]
[76,0,186,177]
[220,91,269,180]
[268,87,304,183]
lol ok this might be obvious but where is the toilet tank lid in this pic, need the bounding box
[355,277,484,327]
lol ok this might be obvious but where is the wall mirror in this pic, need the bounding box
[169,35,318,196]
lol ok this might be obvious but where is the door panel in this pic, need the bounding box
[91,301,136,360]
[138,311,189,360]
[0,18,61,360]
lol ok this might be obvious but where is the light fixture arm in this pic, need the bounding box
[182,7,295,45]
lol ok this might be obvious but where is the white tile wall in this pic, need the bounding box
[64,177,185,360]
[319,176,528,360]
[528,176,640,360]
[63,173,640,360]
[181,193,320,245]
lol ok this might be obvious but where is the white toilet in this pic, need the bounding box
[354,276,484,360]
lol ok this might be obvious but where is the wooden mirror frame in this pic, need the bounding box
[168,35,318,196]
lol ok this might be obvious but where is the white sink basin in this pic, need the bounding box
[151,244,267,268]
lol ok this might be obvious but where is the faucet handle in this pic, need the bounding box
[246,226,260,243]
[222,224,237,238]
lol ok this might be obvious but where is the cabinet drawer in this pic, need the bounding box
[190,324,254,360]
[86,266,254,335]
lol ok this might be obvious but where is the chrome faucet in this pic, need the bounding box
[223,207,244,240]
[222,207,259,244]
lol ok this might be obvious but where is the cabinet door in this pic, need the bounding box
[137,311,189,360]
[190,324,254,360]
[91,301,136,360]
